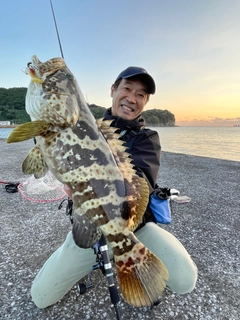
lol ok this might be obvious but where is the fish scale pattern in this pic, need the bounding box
[7,55,169,307]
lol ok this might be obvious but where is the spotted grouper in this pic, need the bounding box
[7,55,168,307]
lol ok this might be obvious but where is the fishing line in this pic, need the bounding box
[49,0,64,59]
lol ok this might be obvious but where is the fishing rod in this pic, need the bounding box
[49,0,64,59]
[50,4,122,317]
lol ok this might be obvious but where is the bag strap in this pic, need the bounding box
[120,129,143,149]
[153,187,171,199]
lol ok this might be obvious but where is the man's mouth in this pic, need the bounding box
[121,104,134,112]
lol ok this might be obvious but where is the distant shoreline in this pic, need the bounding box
[0,125,17,128]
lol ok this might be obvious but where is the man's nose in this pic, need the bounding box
[126,92,136,103]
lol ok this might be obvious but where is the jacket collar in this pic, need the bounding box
[103,108,145,132]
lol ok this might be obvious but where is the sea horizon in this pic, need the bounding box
[1,126,239,162]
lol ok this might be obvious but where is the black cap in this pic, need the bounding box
[114,66,156,94]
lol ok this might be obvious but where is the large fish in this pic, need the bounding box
[7,55,168,307]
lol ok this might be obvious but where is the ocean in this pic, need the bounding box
[1,126,239,162]
[154,126,240,162]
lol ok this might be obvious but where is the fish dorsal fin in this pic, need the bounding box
[96,118,149,231]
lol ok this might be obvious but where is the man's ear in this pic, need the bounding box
[110,84,115,97]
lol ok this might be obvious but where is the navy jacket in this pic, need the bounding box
[103,108,161,227]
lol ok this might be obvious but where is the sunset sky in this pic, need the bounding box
[1,0,239,126]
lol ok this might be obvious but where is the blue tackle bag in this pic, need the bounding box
[149,188,172,224]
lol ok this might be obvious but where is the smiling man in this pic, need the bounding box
[110,66,155,120]
[103,66,159,192]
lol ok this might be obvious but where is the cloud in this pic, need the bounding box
[176,116,240,127]
[207,117,240,123]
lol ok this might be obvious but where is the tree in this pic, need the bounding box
[88,104,106,119]
[142,109,175,126]
[0,88,28,124]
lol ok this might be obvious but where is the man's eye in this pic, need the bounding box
[123,86,130,91]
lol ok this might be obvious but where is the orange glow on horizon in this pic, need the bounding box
[147,93,240,127]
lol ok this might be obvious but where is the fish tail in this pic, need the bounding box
[115,242,168,307]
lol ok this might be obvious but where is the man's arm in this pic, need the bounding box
[127,130,161,193]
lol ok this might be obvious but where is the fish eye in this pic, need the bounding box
[27,62,37,71]
[66,74,73,80]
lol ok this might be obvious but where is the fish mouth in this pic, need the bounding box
[31,77,44,84]
[23,63,44,83]
[29,75,44,84]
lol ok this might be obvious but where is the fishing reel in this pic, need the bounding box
[78,234,121,320]
[78,241,105,294]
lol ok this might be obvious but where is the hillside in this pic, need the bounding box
[0,87,175,126]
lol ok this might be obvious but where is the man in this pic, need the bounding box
[31,67,197,308]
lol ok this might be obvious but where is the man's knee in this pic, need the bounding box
[167,260,198,294]
[31,282,50,309]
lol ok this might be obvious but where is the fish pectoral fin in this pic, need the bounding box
[115,240,169,307]
[72,214,102,248]
[22,146,48,177]
[6,120,52,143]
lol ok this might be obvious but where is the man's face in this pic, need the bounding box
[110,78,149,120]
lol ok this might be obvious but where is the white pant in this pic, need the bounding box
[31,223,198,308]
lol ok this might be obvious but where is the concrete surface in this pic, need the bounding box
[0,139,239,320]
